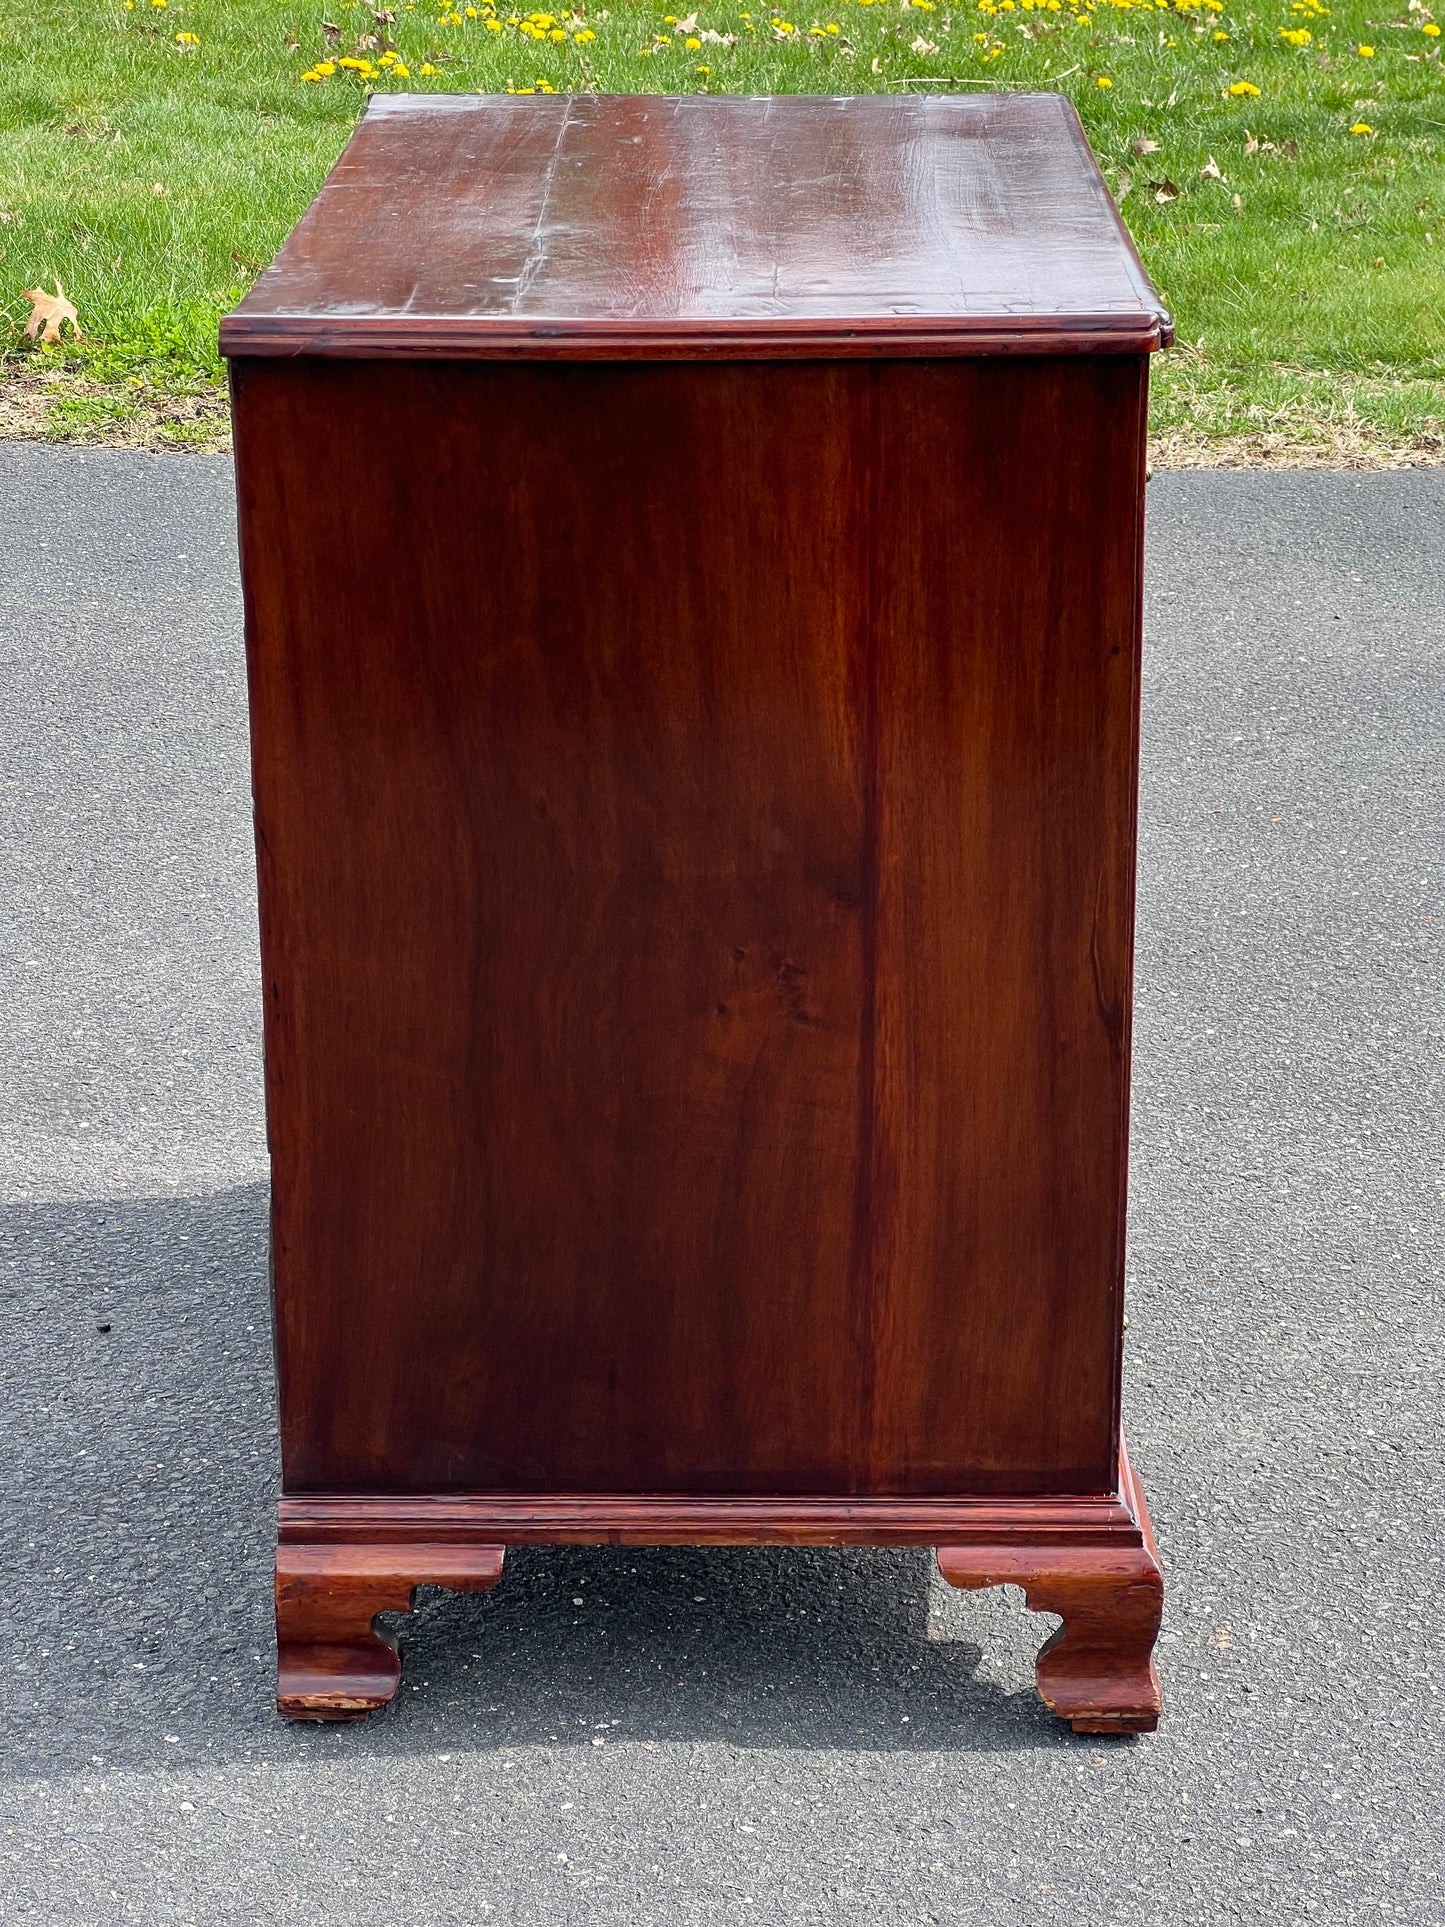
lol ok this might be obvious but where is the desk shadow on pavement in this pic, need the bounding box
[0,1182,1075,1781]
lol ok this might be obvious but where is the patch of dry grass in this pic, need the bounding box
[5,359,1441,469]
[1153,429,1445,465]
[0,358,229,449]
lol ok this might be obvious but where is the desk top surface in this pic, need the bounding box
[222,92,1171,359]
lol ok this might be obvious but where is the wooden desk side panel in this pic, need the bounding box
[231,353,1145,1499]
[866,357,1145,1489]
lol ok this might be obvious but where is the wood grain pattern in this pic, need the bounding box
[232,348,1146,1500]
[221,93,1172,359]
[227,91,1168,1734]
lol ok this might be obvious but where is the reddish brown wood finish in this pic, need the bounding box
[277,1492,1143,1550]
[235,349,1145,1500]
[274,1443,1157,1726]
[937,1444,1163,1733]
[221,94,1171,360]
[276,1444,1156,1725]
[226,92,1168,1733]
[276,1543,505,1720]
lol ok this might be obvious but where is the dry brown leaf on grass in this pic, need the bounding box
[22,282,83,344]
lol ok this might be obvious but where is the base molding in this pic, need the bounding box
[275,1441,1162,1731]
[278,1490,1141,1551]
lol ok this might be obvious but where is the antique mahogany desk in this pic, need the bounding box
[222,91,1172,1733]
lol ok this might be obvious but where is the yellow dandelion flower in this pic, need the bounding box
[1350,120,1373,133]
[697,60,710,69]
[301,67,322,79]
[487,16,503,24]
[1424,20,1441,32]
[685,33,702,45]
[1279,27,1311,44]
[175,29,200,45]
[1213,29,1228,38]
[1228,79,1260,95]
[1356,42,1373,53]
[391,59,411,73]
[150,0,166,9]
[1096,73,1112,85]
[775,19,796,31]
[574,26,596,38]
[315,60,336,73]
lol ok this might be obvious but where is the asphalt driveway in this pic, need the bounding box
[1,446,1441,1924]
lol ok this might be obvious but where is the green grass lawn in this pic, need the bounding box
[2,0,1442,458]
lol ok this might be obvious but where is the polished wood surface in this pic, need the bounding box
[233,349,1145,1501]
[226,91,1167,1731]
[221,93,1171,359]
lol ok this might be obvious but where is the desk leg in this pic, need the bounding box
[937,1455,1164,1735]
[938,1543,1163,1734]
[275,1542,506,1721]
